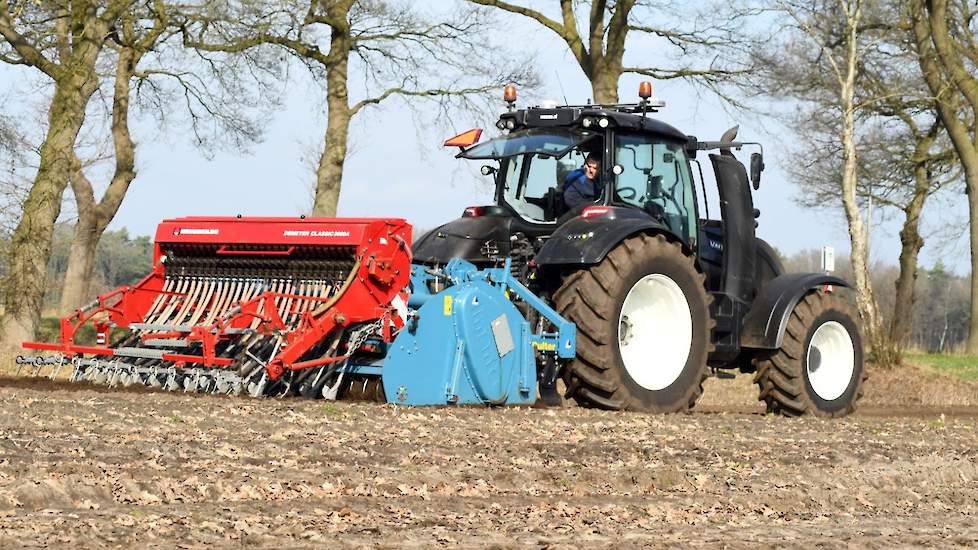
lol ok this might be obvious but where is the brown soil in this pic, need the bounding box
[0,365,976,548]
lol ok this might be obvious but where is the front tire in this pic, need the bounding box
[554,233,713,413]
[754,290,865,417]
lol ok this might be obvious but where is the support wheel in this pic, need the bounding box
[554,233,713,413]
[754,290,865,417]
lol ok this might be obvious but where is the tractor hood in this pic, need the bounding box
[413,213,515,265]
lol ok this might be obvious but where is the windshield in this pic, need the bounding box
[500,151,585,223]
[462,128,597,159]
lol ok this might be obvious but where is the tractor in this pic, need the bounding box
[413,83,865,417]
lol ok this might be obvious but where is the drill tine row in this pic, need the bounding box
[64,328,384,401]
[31,270,356,400]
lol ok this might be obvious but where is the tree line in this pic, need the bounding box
[1,0,976,365]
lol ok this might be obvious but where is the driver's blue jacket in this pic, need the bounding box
[563,168,601,210]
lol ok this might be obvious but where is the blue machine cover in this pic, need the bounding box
[382,279,535,406]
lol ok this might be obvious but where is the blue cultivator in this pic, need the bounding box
[382,259,575,406]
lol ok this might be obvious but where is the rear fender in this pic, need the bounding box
[740,273,850,350]
[535,208,685,266]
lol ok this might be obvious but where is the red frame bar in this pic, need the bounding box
[22,342,233,367]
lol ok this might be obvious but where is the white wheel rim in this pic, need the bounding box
[806,321,855,401]
[618,274,692,391]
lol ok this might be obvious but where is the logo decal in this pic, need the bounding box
[282,230,351,237]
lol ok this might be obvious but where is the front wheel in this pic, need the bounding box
[754,290,865,417]
[554,233,713,413]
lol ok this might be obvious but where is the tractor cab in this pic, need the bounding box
[415,83,700,268]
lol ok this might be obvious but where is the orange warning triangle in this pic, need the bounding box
[443,128,483,148]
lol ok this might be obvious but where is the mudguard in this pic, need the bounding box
[740,272,850,350]
[535,207,680,266]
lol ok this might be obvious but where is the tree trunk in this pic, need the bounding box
[59,48,139,314]
[59,215,99,314]
[0,82,91,348]
[835,1,889,360]
[839,105,879,341]
[909,0,978,353]
[966,171,978,354]
[889,165,929,351]
[590,61,621,104]
[311,22,352,217]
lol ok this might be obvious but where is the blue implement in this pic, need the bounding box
[382,259,576,406]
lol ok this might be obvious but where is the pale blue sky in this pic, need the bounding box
[0,4,968,274]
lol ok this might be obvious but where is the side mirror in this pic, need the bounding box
[480,165,497,176]
[750,152,764,190]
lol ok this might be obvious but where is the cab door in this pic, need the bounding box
[612,134,699,245]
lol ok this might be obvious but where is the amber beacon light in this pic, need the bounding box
[503,84,517,105]
[638,81,652,100]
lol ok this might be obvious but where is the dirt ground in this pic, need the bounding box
[0,363,976,548]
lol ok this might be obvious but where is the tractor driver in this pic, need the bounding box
[562,152,602,211]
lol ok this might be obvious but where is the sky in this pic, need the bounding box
[0,4,970,274]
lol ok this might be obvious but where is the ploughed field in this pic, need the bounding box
[0,365,976,548]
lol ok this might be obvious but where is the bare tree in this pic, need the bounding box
[467,0,747,103]
[179,0,534,217]
[789,112,954,353]
[784,0,888,356]
[908,0,978,353]
[782,1,957,356]
[56,2,274,313]
[0,0,137,348]
[741,0,902,360]
[57,6,167,315]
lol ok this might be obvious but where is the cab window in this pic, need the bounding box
[614,135,696,242]
[500,153,580,223]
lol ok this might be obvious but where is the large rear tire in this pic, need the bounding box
[754,290,865,417]
[553,233,713,412]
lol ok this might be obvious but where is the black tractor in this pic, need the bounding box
[414,84,865,417]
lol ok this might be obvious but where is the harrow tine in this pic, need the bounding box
[70,363,84,382]
[183,371,199,393]
[108,365,121,385]
[89,366,108,385]
[147,367,162,388]
[122,367,139,387]
[247,372,267,398]
[163,371,181,392]
[48,357,66,380]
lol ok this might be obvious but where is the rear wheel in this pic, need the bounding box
[554,233,713,412]
[754,290,865,417]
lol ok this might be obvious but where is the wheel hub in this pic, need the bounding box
[619,316,634,346]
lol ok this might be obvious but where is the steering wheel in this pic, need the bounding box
[617,187,637,200]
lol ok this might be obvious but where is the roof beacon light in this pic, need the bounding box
[639,81,653,100]
[444,128,483,148]
[504,84,517,110]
